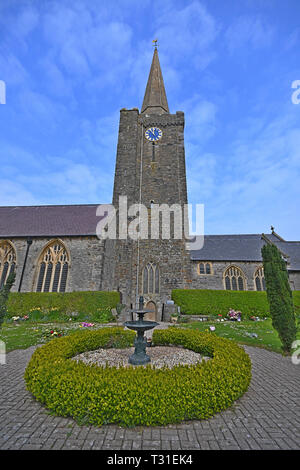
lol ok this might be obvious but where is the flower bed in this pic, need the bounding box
[24,327,251,427]
[7,291,120,322]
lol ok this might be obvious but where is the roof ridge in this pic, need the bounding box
[198,233,264,237]
[0,203,103,208]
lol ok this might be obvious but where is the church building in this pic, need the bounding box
[0,47,299,320]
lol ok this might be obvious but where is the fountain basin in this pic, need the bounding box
[124,320,159,332]
[124,320,159,365]
[124,296,159,365]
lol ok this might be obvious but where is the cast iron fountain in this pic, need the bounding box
[124,296,159,365]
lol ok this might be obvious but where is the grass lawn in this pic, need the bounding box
[0,321,116,353]
[178,318,300,355]
[1,317,299,355]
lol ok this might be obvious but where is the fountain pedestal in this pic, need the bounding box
[124,297,159,365]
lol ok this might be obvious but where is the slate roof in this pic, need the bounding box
[1,205,299,271]
[190,234,267,262]
[190,233,300,271]
[0,204,106,237]
[271,241,300,271]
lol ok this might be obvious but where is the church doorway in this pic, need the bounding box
[145,301,157,321]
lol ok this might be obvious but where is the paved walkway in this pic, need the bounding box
[0,344,299,450]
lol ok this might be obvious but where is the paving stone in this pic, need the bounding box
[160,440,171,449]
[208,440,220,450]
[1,345,300,451]
[51,439,66,450]
[132,440,142,450]
[142,439,161,450]
[161,430,180,440]
[122,440,133,450]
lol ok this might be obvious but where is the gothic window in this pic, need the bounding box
[0,241,16,288]
[143,263,159,294]
[36,241,69,293]
[254,266,266,291]
[198,262,213,275]
[224,266,246,291]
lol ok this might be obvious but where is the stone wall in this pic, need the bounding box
[6,236,105,293]
[288,271,300,290]
[103,108,192,319]
[190,260,266,291]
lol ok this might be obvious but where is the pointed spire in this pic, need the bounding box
[141,46,169,115]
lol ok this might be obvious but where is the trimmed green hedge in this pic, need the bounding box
[7,291,120,322]
[172,289,300,318]
[24,327,251,427]
[172,289,269,317]
[293,291,300,314]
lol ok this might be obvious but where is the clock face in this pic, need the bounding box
[145,127,162,142]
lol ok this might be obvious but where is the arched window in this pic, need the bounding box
[254,266,266,291]
[0,241,16,287]
[198,262,213,275]
[224,266,246,291]
[36,241,69,292]
[143,263,159,294]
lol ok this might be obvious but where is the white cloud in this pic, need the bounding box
[0,179,37,206]
[225,15,275,53]
[42,1,133,84]
[189,107,300,236]
[154,1,219,64]
[0,51,29,85]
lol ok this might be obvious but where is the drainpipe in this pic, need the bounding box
[18,237,32,292]
[161,303,165,322]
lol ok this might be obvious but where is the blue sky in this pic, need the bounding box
[0,0,299,239]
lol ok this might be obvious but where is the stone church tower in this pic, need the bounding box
[101,47,192,318]
[1,48,299,299]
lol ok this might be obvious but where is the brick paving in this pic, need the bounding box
[0,345,299,450]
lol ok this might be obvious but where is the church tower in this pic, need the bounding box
[101,46,191,318]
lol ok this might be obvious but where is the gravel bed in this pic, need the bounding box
[72,346,210,369]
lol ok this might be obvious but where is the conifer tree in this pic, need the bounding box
[262,243,297,354]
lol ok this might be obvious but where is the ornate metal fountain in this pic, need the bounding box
[124,296,159,365]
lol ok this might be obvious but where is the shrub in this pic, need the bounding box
[172,289,300,318]
[7,291,120,323]
[262,244,297,354]
[24,327,251,427]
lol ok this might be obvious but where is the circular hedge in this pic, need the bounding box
[24,327,251,427]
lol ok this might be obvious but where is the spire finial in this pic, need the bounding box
[152,39,158,49]
[141,41,169,114]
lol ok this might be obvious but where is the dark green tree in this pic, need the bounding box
[262,243,297,354]
[0,271,16,330]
